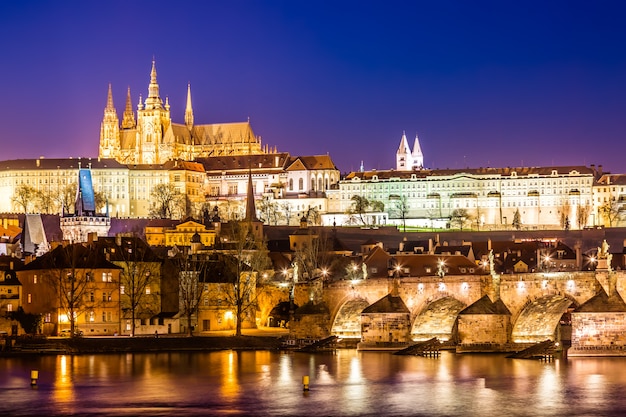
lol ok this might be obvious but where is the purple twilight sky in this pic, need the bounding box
[1,1,626,174]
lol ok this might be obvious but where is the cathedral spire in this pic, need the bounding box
[145,59,162,109]
[121,86,136,129]
[185,83,194,129]
[106,83,114,110]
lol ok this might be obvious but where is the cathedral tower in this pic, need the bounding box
[135,59,172,164]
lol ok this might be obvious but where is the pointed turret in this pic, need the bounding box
[395,131,413,171]
[245,168,258,222]
[411,133,424,169]
[185,83,194,129]
[121,86,136,129]
[244,167,264,242]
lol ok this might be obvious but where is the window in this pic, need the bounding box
[146,287,151,295]
[33,275,37,284]
[289,179,293,191]
[120,285,125,295]
[299,178,304,190]
[102,272,112,282]
[7,304,12,312]
[27,294,32,303]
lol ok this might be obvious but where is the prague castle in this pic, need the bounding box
[0,61,340,222]
[0,60,624,230]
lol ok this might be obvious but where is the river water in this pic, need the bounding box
[2,349,626,416]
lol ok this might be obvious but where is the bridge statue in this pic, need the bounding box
[293,261,299,283]
[597,239,612,272]
[598,239,610,259]
[362,263,368,280]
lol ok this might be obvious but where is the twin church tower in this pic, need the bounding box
[99,60,272,165]
[396,131,424,171]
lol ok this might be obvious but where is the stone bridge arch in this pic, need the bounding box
[410,295,467,342]
[511,294,578,343]
[330,297,371,338]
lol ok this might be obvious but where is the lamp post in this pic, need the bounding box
[543,255,551,272]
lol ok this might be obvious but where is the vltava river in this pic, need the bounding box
[2,349,626,416]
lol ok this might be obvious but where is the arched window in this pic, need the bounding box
[311,178,315,191]
[318,178,323,190]
[289,179,293,191]
[299,178,304,190]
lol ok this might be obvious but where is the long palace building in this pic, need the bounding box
[0,63,623,229]
[326,133,618,229]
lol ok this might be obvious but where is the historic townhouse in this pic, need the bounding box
[594,173,626,227]
[18,243,122,336]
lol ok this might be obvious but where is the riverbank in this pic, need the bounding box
[1,333,285,356]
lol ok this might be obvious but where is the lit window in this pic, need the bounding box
[146,287,151,295]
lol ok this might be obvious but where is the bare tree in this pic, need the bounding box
[258,195,280,225]
[280,202,293,226]
[35,189,57,214]
[171,250,211,336]
[94,191,107,214]
[220,221,272,336]
[348,195,370,225]
[12,184,36,213]
[512,209,522,230]
[347,195,384,226]
[599,199,622,227]
[577,202,593,228]
[450,209,472,230]
[558,200,572,229]
[107,236,161,336]
[149,183,185,219]
[58,183,77,214]
[393,195,409,232]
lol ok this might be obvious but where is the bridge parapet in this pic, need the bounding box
[499,271,600,320]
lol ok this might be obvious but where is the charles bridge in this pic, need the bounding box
[260,268,625,353]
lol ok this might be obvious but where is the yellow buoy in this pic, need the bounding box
[30,370,39,386]
[302,375,310,391]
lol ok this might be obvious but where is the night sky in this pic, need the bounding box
[2,1,626,174]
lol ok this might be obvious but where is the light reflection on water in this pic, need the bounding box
[2,350,626,416]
